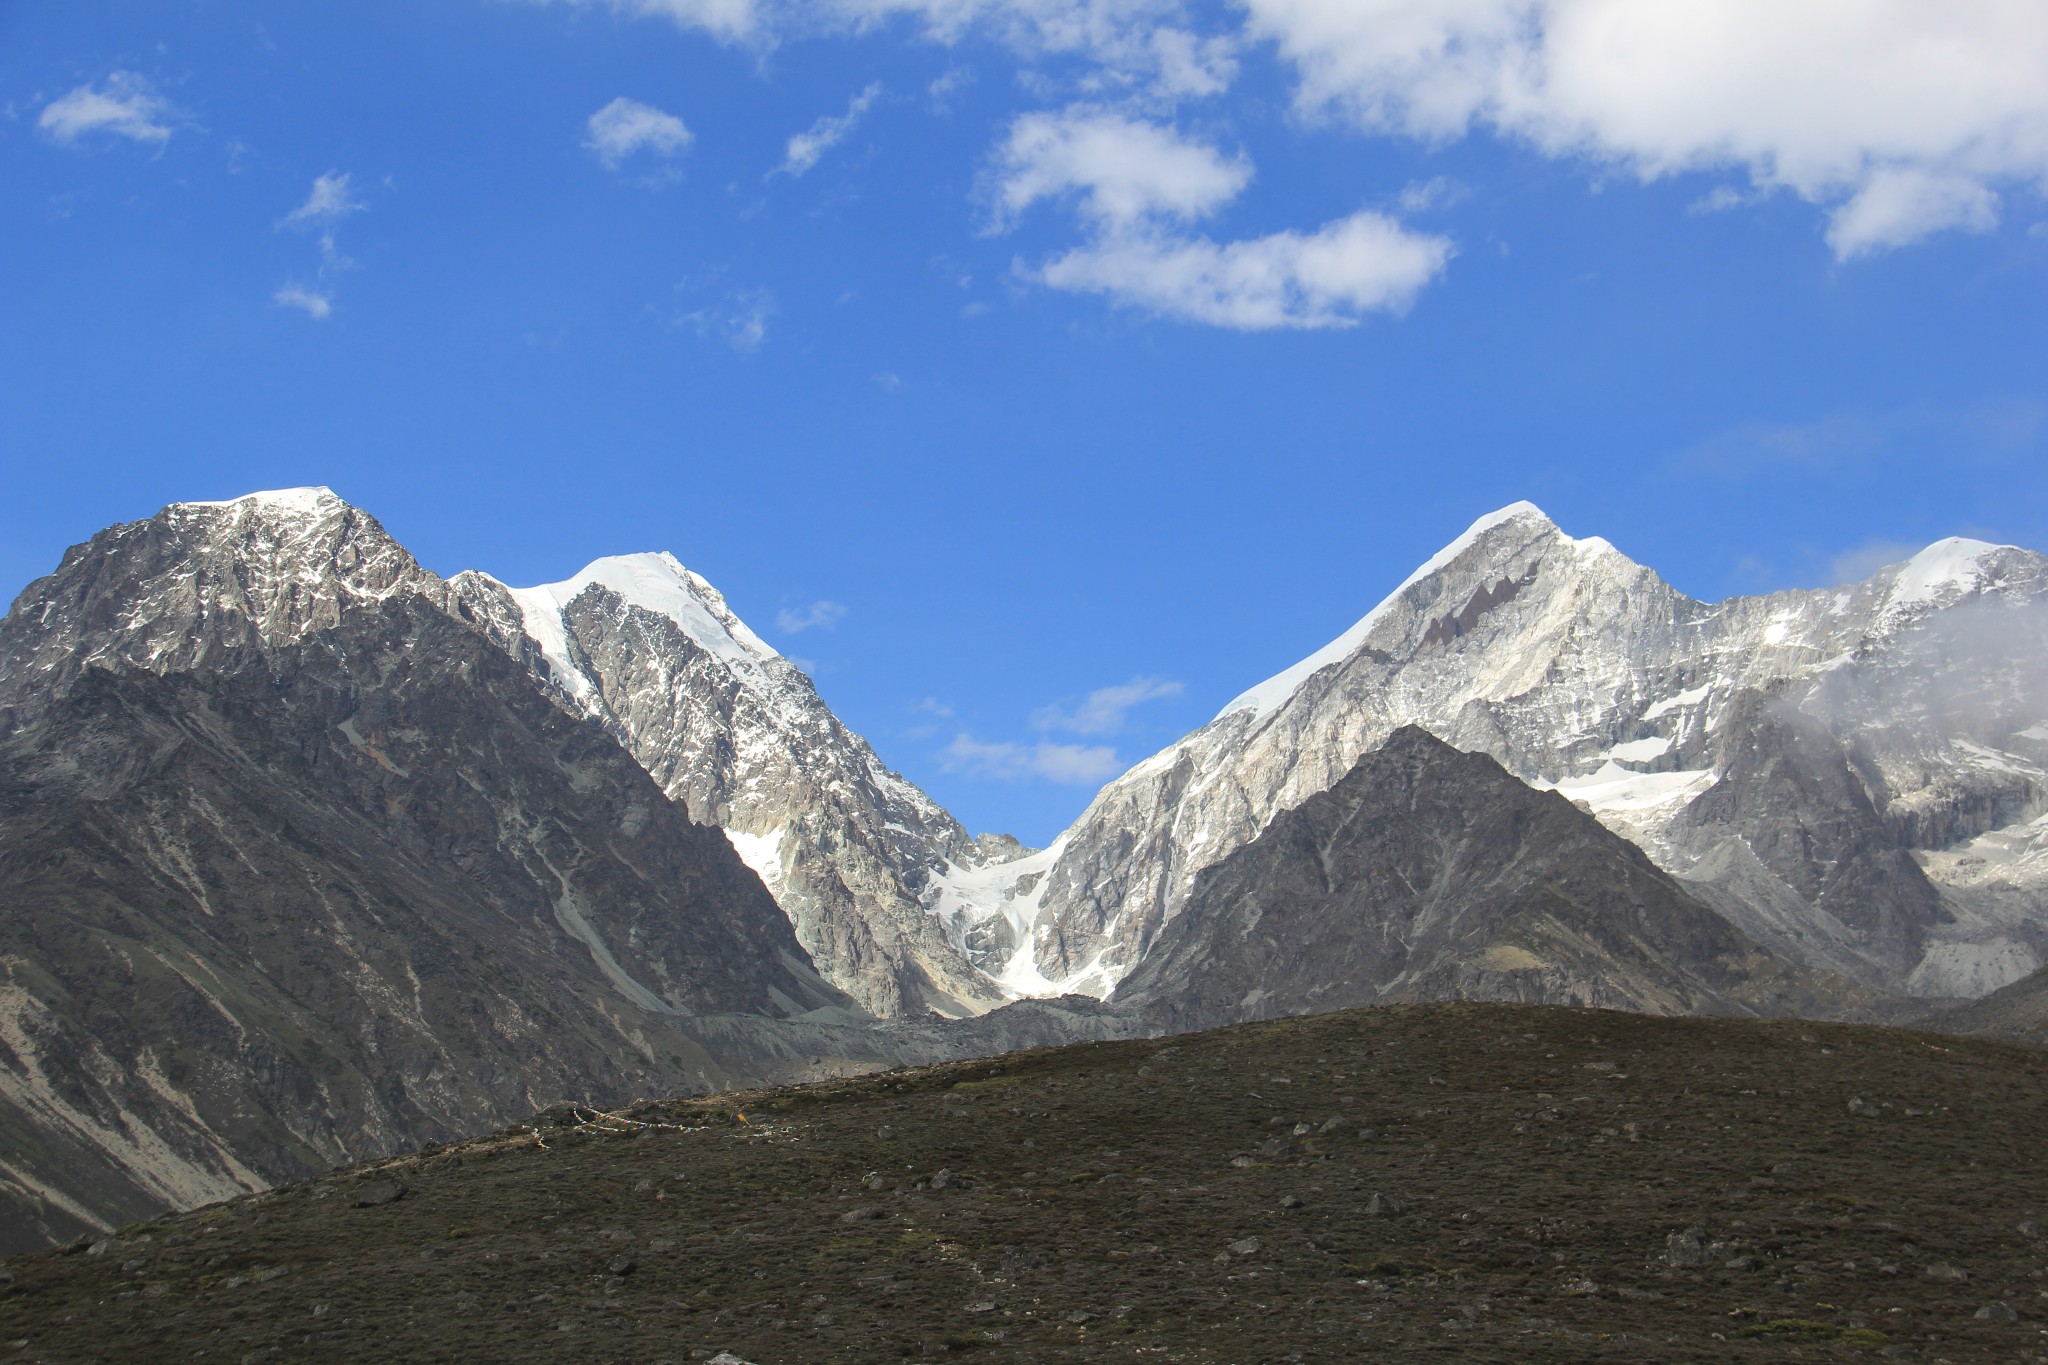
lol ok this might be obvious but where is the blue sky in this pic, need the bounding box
[6,0,2048,844]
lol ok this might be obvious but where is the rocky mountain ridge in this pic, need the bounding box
[988,503,2048,1003]
[4,486,2043,1253]
[451,557,1004,1019]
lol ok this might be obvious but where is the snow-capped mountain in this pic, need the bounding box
[450,556,1011,1019]
[984,503,2048,1001]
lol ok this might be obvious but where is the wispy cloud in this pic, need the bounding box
[776,83,881,177]
[280,171,364,229]
[275,172,367,321]
[38,73,182,148]
[775,599,847,633]
[940,733,1123,785]
[272,284,333,321]
[585,97,694,171]
[1670,401,2048,481]
[1825,539,1923,586]
[1031,675,1182,735]
[680,286,775,351]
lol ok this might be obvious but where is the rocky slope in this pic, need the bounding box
[0,582,869,1253]
[8,1003,2046,1363]
[996,504,2048,1001]
[451,559,1004,1019]
[1115,728,1878,1032]
[0,490,1139,1252]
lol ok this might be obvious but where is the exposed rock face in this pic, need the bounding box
[1115,728,1875,1032]
[450,560,1005,1019]
[0,489,1133,1251]
[1004,504,2048,999]
[0,488,451,720]
[0,584,867,1252]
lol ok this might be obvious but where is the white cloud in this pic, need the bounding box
[1146,27,1239,99]
[928,66,975,110]
[775,599,848,632]
[585,97,695,170]
[1243,0,2048,259]
[825,0,1181,59]
[280,172,364,229]
[777,83,883,177]
[547,0,762,42]
[1030,676,1182,734]
[275,173,366,320]
[1038,208,1453,329]
[39,73,180,147]
[1825,167,1999,258]
[995,108,1452,327]
[994,108,1250,227]
[273,284,334,320]
[940,733,1124,784]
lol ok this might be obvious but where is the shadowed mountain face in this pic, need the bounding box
[1925,962,2048,1044]
[0,593,858,1254]
[1115,728,1877,1033]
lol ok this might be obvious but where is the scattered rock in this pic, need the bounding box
[1228,1155,1258,1168]
[1228,1238,1262,1257]
[1066,1310,1096,1324]
[1366,1194,1407,1218]
[608,1256,636,1276]
[420,1248,447,1261]
[2020,1220,2041,1241]
[704,1354,760,1365]
[1975,1302,2018,1323]
[1664,1227,1735,1267]
[875,1126,895,1140]
[1318,1116,1351,1135]
[1848,1096,1881,1118]
[1256,1137,1293,1159]
[1923,1263,1968,1282]
[352,1181,406,1208]
[1280,1195,1305,1209]
[1561,1279,1599,1296]
[840,1207,887,1224]
[85,1238,124,1257]
[964,1300,997,1314]
[1724,1256,1760,1272]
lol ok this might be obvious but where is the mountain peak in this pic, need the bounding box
[1883,535,2011,611]
[174,486,344,515]
[505,552,780,677]
[1213,500,1575,721]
